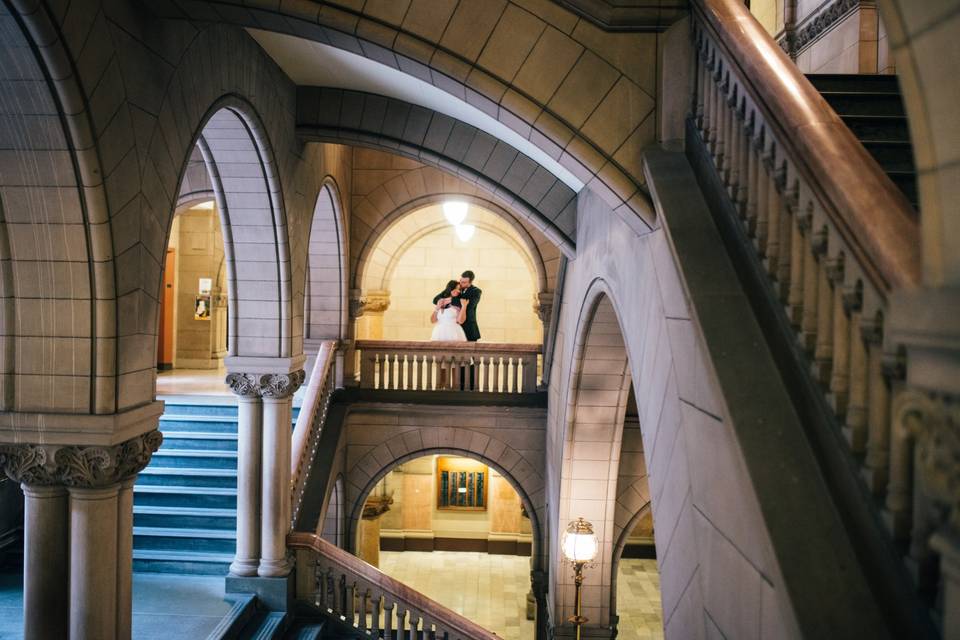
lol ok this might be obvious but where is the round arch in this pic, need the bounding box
[346,445,546,574]
[556,278,639,629]
[165,96,294,360]
[355,194,551,294]
[305,177,348,341]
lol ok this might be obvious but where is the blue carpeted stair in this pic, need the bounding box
[133,396,299,575]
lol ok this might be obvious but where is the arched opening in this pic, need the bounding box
[304,179,347,343]
[350,452,539,640]
[355,201,546,345]
[557,289,664,637]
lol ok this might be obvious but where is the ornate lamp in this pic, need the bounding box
[561,517,598,640]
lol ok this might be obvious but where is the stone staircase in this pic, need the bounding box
[132,397,298,575]
[807,73,918,209]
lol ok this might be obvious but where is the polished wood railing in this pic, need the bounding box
[355,341,541,394]
[289,532,500,639]
[690,0,933,629]
[290,340,337,530]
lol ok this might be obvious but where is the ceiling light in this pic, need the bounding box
[455,224,475,242]
[190,200,215,210]
[443,201,468,226]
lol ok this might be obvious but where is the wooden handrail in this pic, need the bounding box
[288,532,500,639]
[693,0,920,294]
[355,340,541,354]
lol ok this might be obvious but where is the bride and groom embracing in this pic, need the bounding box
[429,270,481,342]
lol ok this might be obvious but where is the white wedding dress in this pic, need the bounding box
[430,306,467,341]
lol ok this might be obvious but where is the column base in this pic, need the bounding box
[226,573,293,612]
[229,558,260,577]
[257,558,291,578]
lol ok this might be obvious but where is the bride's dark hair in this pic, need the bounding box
[441,279,459,297]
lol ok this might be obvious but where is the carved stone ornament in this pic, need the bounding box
[0,429,164,487]
[898,392,960,534]
[225,370,306,399]
[793,0,861,53]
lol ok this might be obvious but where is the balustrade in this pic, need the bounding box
[355,340,541,394]
[289,533,499,640]
[690,0,948,630]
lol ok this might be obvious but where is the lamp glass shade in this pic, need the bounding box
[561,518,598,563]
[443,201,469,225]
[454,224,475,242]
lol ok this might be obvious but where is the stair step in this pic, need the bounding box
[818,91,905,117]
[132,548,232,575]
[206,594,258,640]
[133,484,237,509]
[156,398,239,418]
[806,73,901,93]
[860,140,915,172]
[284,622,325,640]
[133,526,237,554]
[151,449,238,470]
[163,431,237,451]
[139,467,238,488]
[133,505,236,530]
[160,415,239,434]
[246,611,290,640]
[838,115,910,142]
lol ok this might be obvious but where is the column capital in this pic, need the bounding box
[0,430,163,488]
[350,289,391,319]
[225,371,306,399]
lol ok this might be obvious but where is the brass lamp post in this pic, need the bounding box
[561,517,599,640]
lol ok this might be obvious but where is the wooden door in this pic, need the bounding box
[157,249,176,369]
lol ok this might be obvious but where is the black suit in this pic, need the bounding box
[433,286,481,341]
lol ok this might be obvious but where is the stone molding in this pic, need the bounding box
[789,0,863,55]
[0,430,163,487]
[225,371,306,399]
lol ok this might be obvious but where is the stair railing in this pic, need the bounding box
[290,340,338,530]
[689,0,939,630]
[288,532,500,640]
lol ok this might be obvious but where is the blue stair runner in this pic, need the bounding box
[133,396,299,575]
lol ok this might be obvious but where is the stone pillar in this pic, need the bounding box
[226,379,263,577]
[116,477,136,640]
[358,495,392,568]
[69,484,120,640]
[351,290,391,340]
[226,369,304,579]
[0,430,163,640]
[21,484,68,640]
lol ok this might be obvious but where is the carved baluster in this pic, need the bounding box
[400,609,411,638]
[747,124,763,240]
[761,148,780,267]
[384,601,395,640]
[391,355,399,390]
[737,105,752,217]
[695,45,708,129]
[359,589,369,631]
[844,286,868,453]
[478,356,487,392]
[827,256,850,416]
[767,175,800,303]
[813,242,834,384]
[800,224,823,353]
[711,67,725,161]
[401,355,409,390]
[786,205,807,329]
[372,594,382,636]
[706,59,719,153]
[862,318,890,495]
[726,88,741,196]
[718,74,731,176]
[886,390,915,541]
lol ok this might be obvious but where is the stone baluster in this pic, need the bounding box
[0,431,163,640]
[800,221,822,352]
[786,202,807,327]
[775,176,795,296]
[737,107,752,219]
[813,241,834,385]
[861,318,890,495]
[725,88,741,198]
[843,285,868,453]
[827,257,850,417]
[748,126,764,243]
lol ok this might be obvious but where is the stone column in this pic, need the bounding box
[258,371,305,577]
[226,374,263,577]
[69,484,120,640]
[358,495,392,568]
[21,484,68,640]
[116,477,136,640]
[0,431,163,640]
[351,290,391,341]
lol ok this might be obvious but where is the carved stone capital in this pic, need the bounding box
[226,371,306,399]
[535,292,555,326]
[349,290,391,319]
[895,391,960,534]
[0,430,163,488]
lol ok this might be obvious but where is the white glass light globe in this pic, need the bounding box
[454,224,475,242]
[561,518,598,563]
[443,201,469,225]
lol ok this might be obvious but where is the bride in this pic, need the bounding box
[430,279,469,341]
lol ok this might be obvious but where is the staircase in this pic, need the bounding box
[807,74,918,209]
[132,397,298,575]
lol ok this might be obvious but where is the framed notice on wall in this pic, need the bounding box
[436,456,488,511]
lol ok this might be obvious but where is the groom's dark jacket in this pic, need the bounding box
[432,286,481,341]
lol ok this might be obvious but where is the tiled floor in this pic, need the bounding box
[617,559,665,639]
[0,572,232,640]
[376,552,664,640]
[378,551,534,640]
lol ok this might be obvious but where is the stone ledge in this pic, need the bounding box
[0,401,164,446]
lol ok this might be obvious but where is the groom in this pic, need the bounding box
[433,270,481,341]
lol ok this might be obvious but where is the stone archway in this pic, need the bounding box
[305,178,348,343]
